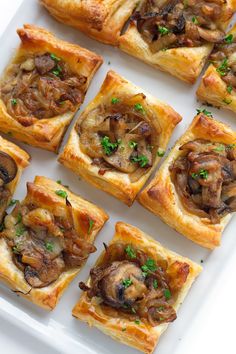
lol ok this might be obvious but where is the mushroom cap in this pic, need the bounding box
[0,151,17,184]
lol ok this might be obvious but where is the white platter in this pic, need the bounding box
[0,1,236,354]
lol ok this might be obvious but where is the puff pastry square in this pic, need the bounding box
[41,0,138,45]
[0,24,103,152]
[139,113,236,249]
[73,222,202,354]
[197,25,236,113]
[0,135,30,223]
[58,70,182,206]
[119,0,236,83]
[0,176,108,310]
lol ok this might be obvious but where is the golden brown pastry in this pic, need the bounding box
[0,24,103,152]
[0,135,30,223]
[119,0,236,83]
[197,24,236,112]
[139,113,236,249]
[40,0,138,45]
[0,176,108,310]
[58,70,182,206]
[73,222,202,354]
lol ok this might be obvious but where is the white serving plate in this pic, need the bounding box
[0,1,236,354]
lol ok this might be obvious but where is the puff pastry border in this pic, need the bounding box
[58,70,182,206]
[0,176,108,310]
[138,114,236,249]
[72,222,202,354]
[41,0,138,45]
[0,24,103,153]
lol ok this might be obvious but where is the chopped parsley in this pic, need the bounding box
[134,103,145,114]
[134,319,140,325]
[125,245,136,259]
[153,279,158,289]
[16,225,26,237]
[50,53,61,61]
[214,144,225,152]
[158,26,170,36]
[227,85,233,94]
[12,245,20,254]
[192,169,209,180]
[8,199,18,207]
[158,306,164,311]
[55,190,68,199]
[129,141,138,149]
[164,289,171,300]
[11,98,17,106]
[191,16,198,24]
[196,108,212,117]
[216,58,229,76]
[157,148,165,157]
[224,34,233,44]
[16,213,22,225]
[56,180,69,188]
[111,97,119,104]
[101,136,119,156]
[222,98,232,105]
[122,278,133,288]
[52,65,62,77]
[88,219,94,235]
[121,327,126,332]
[141,258,157,276]
[227,143,236,149]
[45,241,54,252]
[131,155,149,168]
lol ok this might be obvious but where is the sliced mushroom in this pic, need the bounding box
[0,151,17,184]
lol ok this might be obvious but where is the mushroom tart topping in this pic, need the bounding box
[0,53,87,126]
[0,151,18,209]
[79,243,190,326]
[130,0,232,52]
[1,201,96,288]
[78,94,160,181]
[210,33,236,92]
[170,139,236,223]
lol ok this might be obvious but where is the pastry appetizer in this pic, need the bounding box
[139,113,236,249]
[73,222,202,354]
[41,0,138,45]
[0,135,30,223]
[58,70,182,206]
[0,25,103,152]
[0,176,108,310]
[119,0,236,83]
[197,24,236,112]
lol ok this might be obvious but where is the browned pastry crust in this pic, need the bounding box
[73,222,202,354]
[139,114,236,249]
[58,70,182,206]
[40,0,138,45]
[0,135,30,222]
[0,24,103,152]
[0,176,108,310]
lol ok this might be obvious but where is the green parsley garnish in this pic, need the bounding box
[50,53,61,61]
[141,258,157,276]
[16,225,26,237]
[157,148,165,157]
[121,327,126,332]
[55,190,68,199]
[164,289,171,300]
[227,85,233,94]
[191,172,199,179]
[8,199,18,207]
[222,98,232,105]
[122,278,133,289]
[227,143,236,149]
[199,169,209,179]
[16,213,22,225]
[134,319,140,325]
[125,245,136,259]
[134,103,145,114]
[224,34,233,44]
[129,141,138,149]
[216,58,229,76]
[101,136,119,156]
[131,155,149,168]
[214,144,225,152]
[45,241,54,252]
[111,97,119,104]
[158,306,164,311]
[52,65,62,77]
[11,98,17,106]
[153,279,158,289]
[56,180,69,188]
[158,26,170,36]
[191,16,198,24]
[12,245,20,254]
[196,108,213,117]
[88,219,94,235]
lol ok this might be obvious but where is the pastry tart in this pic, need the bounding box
[0,176,108,310]
[197,24,236,112]
[0,135,30,223]
[41,0,138,45]
[139,113,236,249]
[58,70,182,206]
[0,24,103,152]
[119,0,236,83]
[73,222,202,354]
